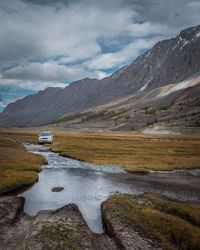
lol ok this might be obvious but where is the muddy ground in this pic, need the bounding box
[0,197,118,250]
[1,192,199,250]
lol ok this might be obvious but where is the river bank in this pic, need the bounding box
[1,192,200,250]
[1,130,200,249]
[0,131,47,195]
[1,129,200,177]
[101,192,200,250]
[0,196,118,250]
[21,143,200,235]
[50,131,200,173]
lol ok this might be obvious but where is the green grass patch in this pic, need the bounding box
[0,165,42,172]
[126,167,150,174]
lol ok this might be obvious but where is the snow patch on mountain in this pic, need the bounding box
[139,82,149,91]
[195,31,200,38]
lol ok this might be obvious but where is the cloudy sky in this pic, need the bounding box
[0,0,200,111]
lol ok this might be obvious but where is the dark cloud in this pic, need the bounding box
[132,0,199,29]
[23,0,74,5]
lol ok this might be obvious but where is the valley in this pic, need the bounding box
[0,129,200,250]
[1,129,200,192]
[0,21,200,250]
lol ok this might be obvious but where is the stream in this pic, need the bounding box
[20,144,200,234]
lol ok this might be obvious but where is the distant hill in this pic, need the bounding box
[0,24,200,133]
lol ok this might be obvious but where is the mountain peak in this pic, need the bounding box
[179,24,200,40]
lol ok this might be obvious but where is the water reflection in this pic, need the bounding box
[21,144,200,234]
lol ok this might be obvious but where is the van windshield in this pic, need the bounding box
[40,132,51,136]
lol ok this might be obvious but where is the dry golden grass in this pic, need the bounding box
[0,170,38,193]
[0,130,47,194]
[51,132,200,173]
[103,193,200,250]
[1,129,200,176]
[159,202,200,227]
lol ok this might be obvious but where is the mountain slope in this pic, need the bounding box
[0,24,200,128]
[112,24,200,92]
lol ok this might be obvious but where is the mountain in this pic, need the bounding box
[0,24,200,132]
[110,24,200,92]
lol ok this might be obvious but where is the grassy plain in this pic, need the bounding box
[1,129,199,249]
[0,130,47,194]
[0,128,200,194]
[102,192,200,250]
[51,132,200,173]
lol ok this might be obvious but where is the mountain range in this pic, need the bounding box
[0,24,200,134]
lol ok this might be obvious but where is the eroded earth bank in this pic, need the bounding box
[1,191,200,250]
[0,196,118,250]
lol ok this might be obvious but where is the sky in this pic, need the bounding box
[0,0,200,111]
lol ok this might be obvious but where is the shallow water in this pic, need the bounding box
[20,144,200,234]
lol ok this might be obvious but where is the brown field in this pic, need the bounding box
[51,131,200,173]
[102,192,200,250]
[0,130,47,194]
[1,129,199,249]
[0,128,200,193]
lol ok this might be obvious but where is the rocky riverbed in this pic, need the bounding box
[0,196,118,250]
[1,192,200,250]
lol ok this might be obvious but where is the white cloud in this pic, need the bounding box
[0,78,67,92]
[85,37,161,70]
[0,0,137,71]
[0,61,108,90]
[1,0,196,72]
[94,70,109,79]
[0,0,199,93]
[0,102,6,109]
[2,62,97,82]
[128,22,175,37]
